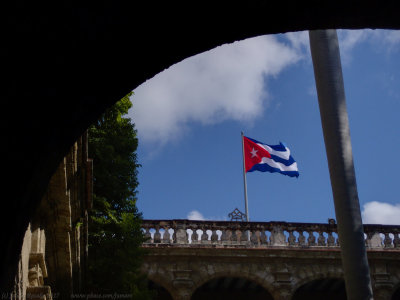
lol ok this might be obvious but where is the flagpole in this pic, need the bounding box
[241,131,249,222]
[309,30,372,298]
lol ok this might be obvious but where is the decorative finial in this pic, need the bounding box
[228,208,247,222]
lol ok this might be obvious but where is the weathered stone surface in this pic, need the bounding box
[270,226,286,246]
[11,136,91,300]
[141,220,400,300]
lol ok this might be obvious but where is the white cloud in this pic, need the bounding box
[130,29,400,150]
[337,29,400,63]
[382,30,400,45]
[130,35,300,147]
[284,31,310,56]
[285,29,400,65]
[362,201,400,225]
[337,29,369,63]
[187,210,206,221]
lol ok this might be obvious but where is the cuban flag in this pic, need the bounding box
[243,136,299,178]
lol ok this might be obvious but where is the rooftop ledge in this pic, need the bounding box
[141,219,400,250]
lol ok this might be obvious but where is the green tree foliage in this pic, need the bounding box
[87,92,152,299]
[89,93,139,219]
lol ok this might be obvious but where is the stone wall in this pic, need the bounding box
[141,219,400,300]
[142,246,400,300]
[10,133,92,300]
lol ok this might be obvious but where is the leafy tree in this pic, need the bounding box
[87,92,152,299]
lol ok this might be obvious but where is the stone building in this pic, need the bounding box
[141,219,400,300]
[11,133,92,300]
[5,0,400,292]
[6,130,400,299]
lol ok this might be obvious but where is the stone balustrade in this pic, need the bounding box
[141,219,400,249]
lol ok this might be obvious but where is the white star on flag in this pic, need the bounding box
[250,148,258,158]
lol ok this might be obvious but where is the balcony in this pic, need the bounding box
[141,219,400,249]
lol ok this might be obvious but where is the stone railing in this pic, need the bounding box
[141,219,400,249]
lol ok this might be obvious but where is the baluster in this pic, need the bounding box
[211,229,219,243]
[172,229,176,243]
[231,229,238,243]
[288,231,296,246]
[366,232,383,248]
[153,226,161,243]
[365,232,372,248]
[174,223,188,244]
[201,228,208,243]
[221,229,229,244]
[317,231,326,246]
[307,231,316,246]
[144,227,152,243]
[270,226,286,246]
[365,232,371,248]
[250,230,259,246]
[327,232,335,247]
[393,233,400,248]
[162,227,171,243]
[191,228,198,244]
[298,231,306,246]
[240,230,248,242]
[259,230,267,245]
[384,233,393,248]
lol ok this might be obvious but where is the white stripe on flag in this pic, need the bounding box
[260,157,298,172]
[258,143,291,160]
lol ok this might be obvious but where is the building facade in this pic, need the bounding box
[141,219,400,300]
[11,134,92,300]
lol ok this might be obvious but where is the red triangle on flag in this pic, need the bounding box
[243,136,271,172]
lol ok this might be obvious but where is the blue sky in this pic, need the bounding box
[129,29,400,224]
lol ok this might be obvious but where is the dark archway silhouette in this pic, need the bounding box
[4,0,400,290]
[191,277,274,300]
[292,278,347,300]
[392,285,400,300]
[148,280,173,300]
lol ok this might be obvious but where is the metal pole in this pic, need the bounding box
[241,131,249,221]
[309,30,373,299]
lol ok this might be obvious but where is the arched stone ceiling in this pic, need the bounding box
[3,0,400,290]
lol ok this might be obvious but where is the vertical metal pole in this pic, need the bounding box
[241,131,249,222]
[309,30,373,300]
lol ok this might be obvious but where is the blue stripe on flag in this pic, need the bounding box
[268,142,287,152]
[269,154,296,166]
[248,163,299,178]
[247,137,289,154]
